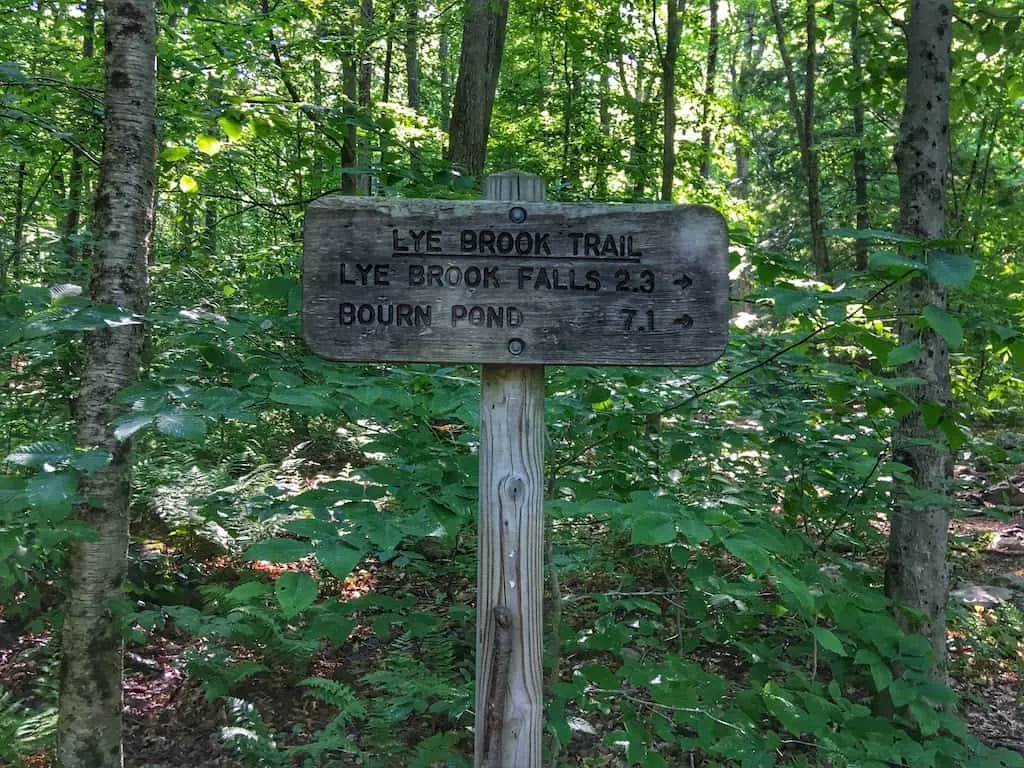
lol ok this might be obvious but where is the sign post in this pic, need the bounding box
[474,172,546,768]
[302,171,729,767]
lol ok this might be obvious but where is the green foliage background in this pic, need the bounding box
[1,0,1024,764]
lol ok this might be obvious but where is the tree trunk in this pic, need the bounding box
[439,26,451,131]
[203,199,217,257]
[594,69,611,198]
[884,0,954,681]
[6,162,27,288]
[447,0,510,179]
[341,56,359,194]
[56,0,156,765]
[359,0,374,195]
[383,2,395,102]
[769,0,829,277]
[360,0,374,109]
[62,0,96,262]
[660,0,683,201]
[729,5,759,200]
[560,39,581,191]
[405,0,420,108]
[850,0,869,271]
[699,0,719,180]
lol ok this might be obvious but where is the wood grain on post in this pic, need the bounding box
[476,171,545,768]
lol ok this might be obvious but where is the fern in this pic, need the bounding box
[299,677,366,719]
[0,686,57,765]
[0,688,26,765]
[221,696,286,768]
[183,646,268,702]
[284,678,365,764]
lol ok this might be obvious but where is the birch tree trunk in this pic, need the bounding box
[884,0,954,680]
[56,0,156,764]
[447,0,509,178]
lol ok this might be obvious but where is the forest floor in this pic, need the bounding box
[2,469,1023,767]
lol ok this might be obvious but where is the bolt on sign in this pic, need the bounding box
[303,197,729,366]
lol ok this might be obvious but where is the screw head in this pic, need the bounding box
[508,338,525,355]
[509,206,527,224]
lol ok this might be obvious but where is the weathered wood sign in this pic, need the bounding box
[303,197,729,365]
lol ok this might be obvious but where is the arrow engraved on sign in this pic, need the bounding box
[673,274,693,290]
[674,314,694,328]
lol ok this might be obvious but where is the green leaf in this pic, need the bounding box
[676,512,712,544]
[179,175,198,193]
[6,441,71,467]
[249,117,273,138]
[909,700,940,736]
[870,663,893,691]
[217,115,245,140]
[197,134,222,156]
[307,613,356,645]
[886,342,923,368]
[275,571,318,618]
[764,287,818,317]
[243,538,312,563]
[315,541,364,579]
[722,534,771,574]
[630,512,676,545]
[826,227,919,243]
[224,581,271,604]
[70,449,112,475]
[868,252,921,272]
[269,386,332,411]
[27,470,78,516]
[927,252,975,288]
[581,664,618,689]
[1013,339,1024,372]
[813,627,848,657]
[775,568,816,616]
[160,145,190,162]
[155,411,207,441]
[114,414,155,441]
[922,305,962,348]
[889,679,915,707]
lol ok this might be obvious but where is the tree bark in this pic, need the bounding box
[7,162,26,287]
[660,0,683,201]
[62,0,96,262]
[884,0,954,681]
[341,55,359,194]
[447,0,510,179]
[383,2,395,102]
[769,0,829,277]
[404,0,420,108]
[594,69,612,198]
[729,4,759,199]
[203,199,217,257]
[439,25,451,131]
[56,0,156,765]
[560,39,581,191]
[850,0,869,271]
[360,0,374,107]
[699,0,719,180]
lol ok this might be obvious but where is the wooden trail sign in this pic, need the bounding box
[303,172,730,768]
[303,197,729,366]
